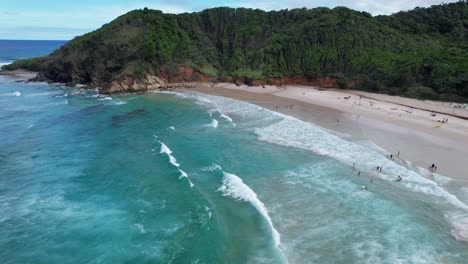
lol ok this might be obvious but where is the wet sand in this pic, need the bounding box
[191,83,468,185]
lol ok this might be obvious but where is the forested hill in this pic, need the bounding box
[4,1,468,99]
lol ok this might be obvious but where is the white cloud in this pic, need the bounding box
[221,0,324,11]
[335,0,459,15]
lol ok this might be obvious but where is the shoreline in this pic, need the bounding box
[190,83,468,185]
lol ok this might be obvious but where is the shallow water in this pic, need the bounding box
[0,78,467,263]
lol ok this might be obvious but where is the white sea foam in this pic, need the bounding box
[179,169,188,178]
[0,91,21,97]
[159,142,172,155]
[111,101,127,105]
[204,205,212,220]
[446,213,468,241]
[220,112,237,126]
[218,171,282,248]
[220,113,232,122]
[178,169,194,187]
[131,223,146,234]
[201,163,222,172]
[158,139,193,187]
[152,90,189,99]
[98,96,112,101]
[167,126,175,130]
[168,155,180,167]
[47,99,68,106]
[159,142,179,167]
[205,119,218,128]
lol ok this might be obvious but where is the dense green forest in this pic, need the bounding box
[4,1,468,100]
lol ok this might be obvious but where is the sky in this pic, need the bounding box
[0,0,458,40]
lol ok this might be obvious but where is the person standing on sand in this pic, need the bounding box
[379,166,383,172]
[358,171,361,176]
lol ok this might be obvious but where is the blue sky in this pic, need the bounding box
[0,0,456,40]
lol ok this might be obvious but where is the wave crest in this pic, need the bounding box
[218,171,281,248]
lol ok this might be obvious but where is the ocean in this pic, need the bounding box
[1,40,467,263]
[0,40,67,67]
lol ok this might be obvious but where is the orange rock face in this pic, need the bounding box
[266,76,339,88]
[159,66,212,83]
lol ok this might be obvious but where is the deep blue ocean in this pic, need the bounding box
[1,40,468,263]
[0,40,67,66]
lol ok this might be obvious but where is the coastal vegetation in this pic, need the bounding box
[3,1,468,100]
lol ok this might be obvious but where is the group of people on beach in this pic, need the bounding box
[438,117,449,123]
[357,151,406,190]
[431,112,449,123]
[358,151,441,190]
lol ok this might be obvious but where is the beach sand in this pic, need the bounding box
[191,83,468,185]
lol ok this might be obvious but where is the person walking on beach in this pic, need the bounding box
[358,171,361,176]
[377,166,380,171]
[379,166,382,172]
[397,175,403,182]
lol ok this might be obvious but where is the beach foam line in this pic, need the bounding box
[186,92,468,242]
[0,91,21,97]
[157,139,193,187]
[218,171,282,249]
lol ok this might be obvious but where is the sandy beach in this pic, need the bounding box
[192,83,468,185]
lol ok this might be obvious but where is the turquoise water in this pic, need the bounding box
[1,77,467,263]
